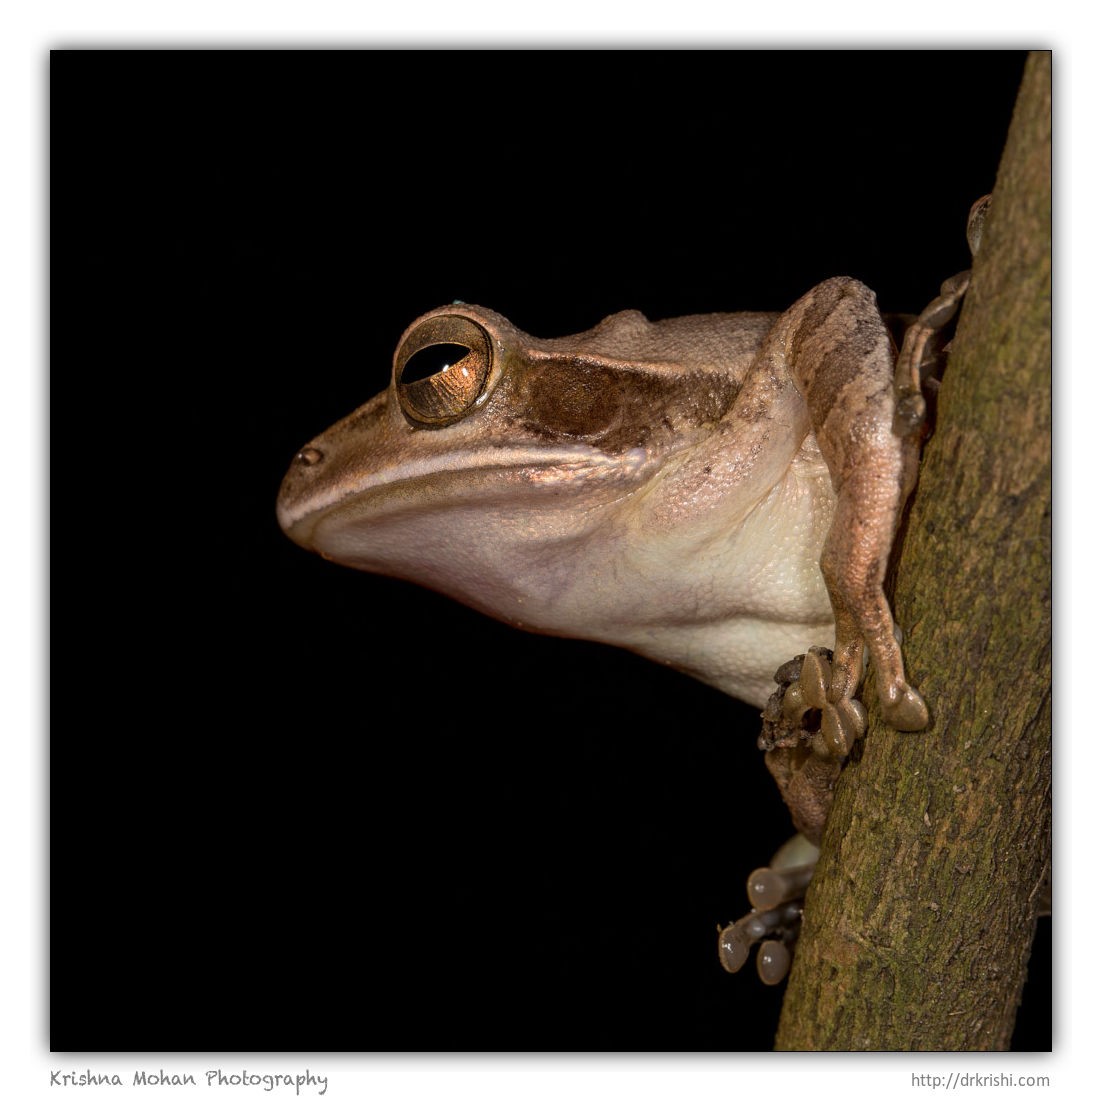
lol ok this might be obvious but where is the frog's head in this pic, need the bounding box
[276,303,740,624]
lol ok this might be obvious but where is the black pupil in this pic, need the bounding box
[402,343,472,385]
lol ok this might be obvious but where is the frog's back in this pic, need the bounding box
[535,309,780,383]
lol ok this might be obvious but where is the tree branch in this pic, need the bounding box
[773,51,1051,1051]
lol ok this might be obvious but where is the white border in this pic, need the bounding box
[4,4,1093,1100]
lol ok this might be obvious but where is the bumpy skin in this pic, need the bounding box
[279,195,994,992]
[278,281,928,834]
[760,279,928,744]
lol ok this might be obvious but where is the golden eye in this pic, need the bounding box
[394,315,493,426]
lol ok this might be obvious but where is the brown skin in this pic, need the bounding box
[279,286,931,836]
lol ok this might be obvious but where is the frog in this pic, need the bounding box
[276,195,989,983]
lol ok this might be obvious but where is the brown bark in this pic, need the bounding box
[773,52,1051,1051]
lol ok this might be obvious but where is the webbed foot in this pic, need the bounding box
[780,646,868,758]
[718,833,818,985]
[760,649,846,844]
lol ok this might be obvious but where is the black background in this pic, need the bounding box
[51,49,1047,1051]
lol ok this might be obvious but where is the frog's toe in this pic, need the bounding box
[781,647,830,724]
[813,695,867,758]
[762,651,852,837]
[892,390,927,436]
[718,901,802,979]
[719,837,815,982]
[746,854,816,912]
[718,920,752,973]
[880,683,929,731]
[777,647,869,759]
[756,939,792,985]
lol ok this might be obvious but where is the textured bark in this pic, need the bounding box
[774,52,1051,1051]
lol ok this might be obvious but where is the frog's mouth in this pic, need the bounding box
[276,440,652,553]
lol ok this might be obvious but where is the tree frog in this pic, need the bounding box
[276,196,986,981]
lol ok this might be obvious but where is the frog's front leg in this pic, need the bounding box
[785,199,991,766]
[744,275,929,839]
[781,275,929,746]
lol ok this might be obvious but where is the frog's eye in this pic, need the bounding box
[394,315,493,426]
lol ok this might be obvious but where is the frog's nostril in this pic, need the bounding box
[296,446,323,467]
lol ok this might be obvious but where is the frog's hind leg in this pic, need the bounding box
[780,275,929,742]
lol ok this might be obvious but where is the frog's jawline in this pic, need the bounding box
[281,440,654,548]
